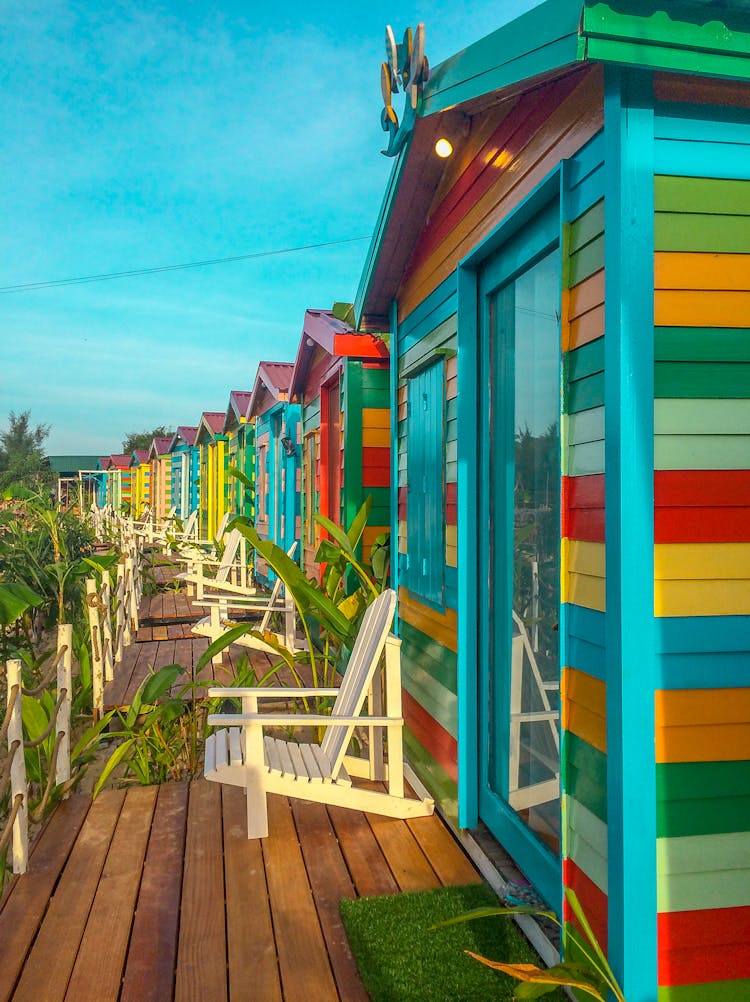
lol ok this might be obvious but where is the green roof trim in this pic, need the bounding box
[421,0,582,117]
[47,456,101,474]
[582,2,750,79]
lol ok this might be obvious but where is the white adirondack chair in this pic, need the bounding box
[175,528,251,600]
[204,588,434,838]
[192,543,301,660]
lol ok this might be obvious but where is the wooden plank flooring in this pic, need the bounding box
[0,782,482,1002]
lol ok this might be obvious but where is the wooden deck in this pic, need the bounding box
[0,781,482,1002]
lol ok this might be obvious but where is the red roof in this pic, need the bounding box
[149,437,172,458]
[176,426,198,446]
[203,412,225,435]
[130,450,149,466]
[225,391,253,431]
[247,362,295,419]
[109,454,130,468]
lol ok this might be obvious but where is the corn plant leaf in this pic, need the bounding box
[228,465,253,490]
[0,581,44,626]
[141,665,183,704]
[71,711,116,762]
[314,513,354,555]
[564,887,624,999]
[195,623,260,672]
[21,693,51,745]
[465,956,607,1001]
[93,737,135,798]
[435,905,558,930]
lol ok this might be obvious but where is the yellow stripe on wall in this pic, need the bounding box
[362,427,390,448]
[362,408,390,429]
[398,586,457,652]
[654,542,750,581]
[655,578,750,617]
[655,251,750,291]
[655,289,750,327]
[656,687,750,762]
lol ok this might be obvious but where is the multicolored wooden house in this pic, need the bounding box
[147,436,173,523]
[194,412,227,539]
[168,426,199,520]
[129,450,151,517]
[223,391,254,519]
[106,454,133,512]
[95,457,113,508]
[246,362,300,583]
[289,307,390,579]
[356,4,750,999]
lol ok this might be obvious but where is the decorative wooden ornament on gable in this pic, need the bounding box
[380,23,430,157]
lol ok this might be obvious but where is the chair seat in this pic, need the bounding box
[205,727,351,788]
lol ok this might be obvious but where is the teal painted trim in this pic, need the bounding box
[390,300,400,621]
[656,105,750,146]
[399,274,457,352]
[654,138,750,181]
[657,651,750,690]
[656,614,750,654]
[456,264,479,830]
[422,0,581,117]
[603,66,657,1002]
[355,148,409,327]
[568,163,605,220]
[568,129,605,190]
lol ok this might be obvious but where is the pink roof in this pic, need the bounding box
[203,411,225,435]
[225,390,253,430]
[247,361,295,419]
[149,437,172,458]
[176,425,198,446]
[109,454,130,468]
[131,449,149,466]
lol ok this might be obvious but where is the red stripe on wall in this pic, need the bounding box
[659,905,750,953]
[655,469,750,507]
[398,486,406,520]
[363,446,390,469]
[655,506,750,543]
[402,689,458,782]
[659,933,750,986]
[564,507,605,542]
[562,858,608,952]
[363,467,389,488]
[405,74,584,282]
[563,474,605,509]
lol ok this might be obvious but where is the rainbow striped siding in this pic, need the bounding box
[652,78,750,1001]
[396,302,459,817]
[560,131,610,953]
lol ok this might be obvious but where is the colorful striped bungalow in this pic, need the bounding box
[95,457,113,509]
[355,4,750,1000]
[194,412,227,539]
[223,391,254,520]
[168,426,199,520]
[246,362,300,583]
[289,307,390,579]
[147,436,173,523]
[129,450,151,518]
[105,454,133,512]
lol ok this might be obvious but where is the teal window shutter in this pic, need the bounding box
[406,359,445,605]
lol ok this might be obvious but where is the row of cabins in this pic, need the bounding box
[92,4,750,999]
[94,309,391,584]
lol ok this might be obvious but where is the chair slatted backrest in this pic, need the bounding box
[215,528,243,583]
[182,509,198,538]
[321,589,397,778]
[215,510,231,542]
[259,541,298,632]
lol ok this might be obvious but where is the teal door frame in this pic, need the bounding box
[457,168,564,915]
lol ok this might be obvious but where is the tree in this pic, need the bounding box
[0,410,52,492]
[121,426,174,455]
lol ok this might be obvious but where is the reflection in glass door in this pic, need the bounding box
[482,247,562,865]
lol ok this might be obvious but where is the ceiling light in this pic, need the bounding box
[434,138,453,158]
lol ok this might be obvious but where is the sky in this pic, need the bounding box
[1,0,540,456]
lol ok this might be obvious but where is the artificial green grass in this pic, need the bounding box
[340,883,567,1002]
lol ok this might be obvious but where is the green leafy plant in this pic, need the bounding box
[438,887,626,1001]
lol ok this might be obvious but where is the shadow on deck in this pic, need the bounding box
[0,780,481,1002]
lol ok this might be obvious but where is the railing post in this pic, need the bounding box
[126,555,139,636]
[56,625,72,786]
[7,659,28,874]
[101,573,114,683]
[86,578,104,720]
[118,558,130,650]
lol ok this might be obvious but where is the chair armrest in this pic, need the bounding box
[208,686,339,698]
[207,712,401,727]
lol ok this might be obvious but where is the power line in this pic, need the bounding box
[0,235,372,294]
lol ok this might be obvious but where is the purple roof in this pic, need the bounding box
[149,436,172,458]
[176,425,198,446]
[247,361,295,418]
[109,454,131,468]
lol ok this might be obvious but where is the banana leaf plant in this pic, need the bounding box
[436,887,626,1001]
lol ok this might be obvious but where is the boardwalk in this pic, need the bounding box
[0,781,481,1002]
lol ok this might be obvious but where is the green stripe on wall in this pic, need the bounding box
[655,212,750,253]
[657,760,750,838]
[655,361,750,398]
[402,665,458,739]
[658,979,750,1002]
[569,234,605,288]
[400,620,458,694]
[655,175,750,216]
[563,732,607,822]
[565,372,605,413]
[566,338,604,381]
[655,327,750,364]
[569,199,605,252]
[655,398,750,435]
[404,727,458,823]
[654,435,750,470]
